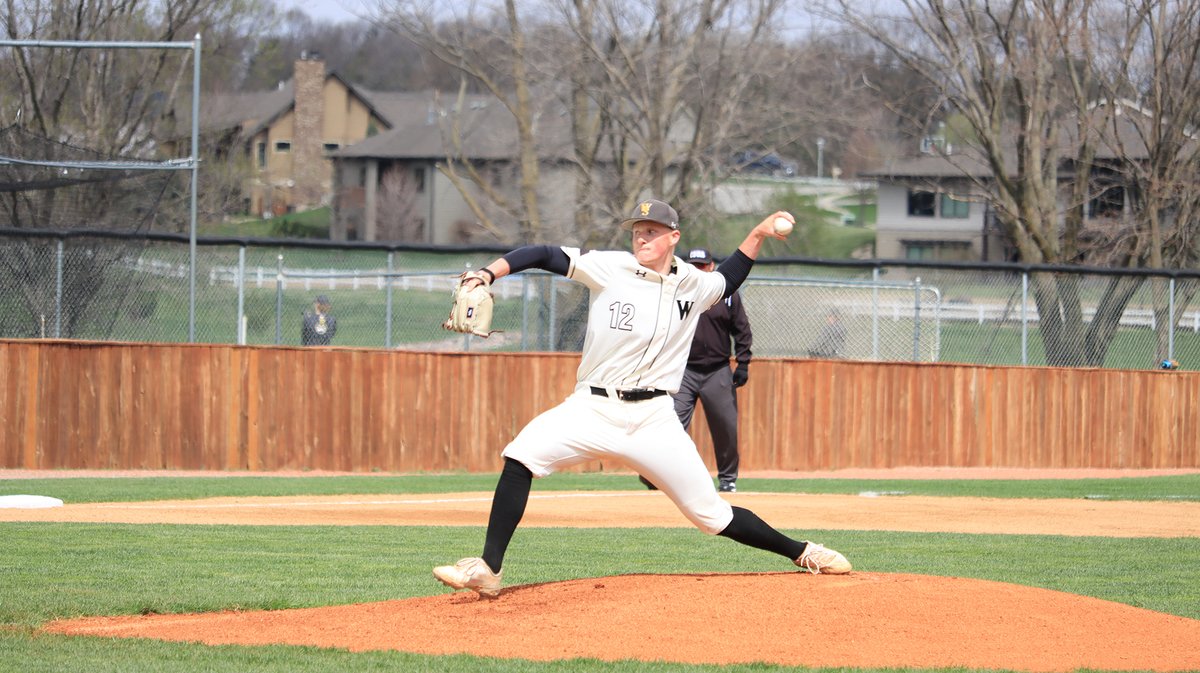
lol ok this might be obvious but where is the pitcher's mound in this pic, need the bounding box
[47,572,1200,672]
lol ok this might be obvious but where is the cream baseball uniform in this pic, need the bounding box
[502,247,735,533]
[432,202,851,596]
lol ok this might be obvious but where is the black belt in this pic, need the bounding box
[590,386,668,402]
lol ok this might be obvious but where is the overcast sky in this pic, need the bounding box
[279,0,367,23]
[275,0,826,34]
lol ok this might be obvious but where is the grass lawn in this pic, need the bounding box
[2,473,1198,672]
[201,208,332,239]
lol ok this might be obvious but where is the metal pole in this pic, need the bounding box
[932,287,942,362]
[54,238,64,338]
[871,267,880,359]
[236,246,246,345]
[912,276,922,361]
[521,274,530,351]
[275,254,284,345]
[1021,272,1029,365]
[385,251,394,349]
[548,276,558,351]
[188,33,201,342]
[0,38,196,49]
[1168,277,1176,360]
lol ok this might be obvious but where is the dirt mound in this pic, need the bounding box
[47,572,1200,672]
[24,473,1200,670]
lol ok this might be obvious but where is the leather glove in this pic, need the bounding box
[442,270,496,337]
[732,363,749,388]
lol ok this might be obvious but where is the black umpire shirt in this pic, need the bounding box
[687,292,752,373]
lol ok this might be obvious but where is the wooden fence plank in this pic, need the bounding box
[21,344,39,469]
[2,339,1198,472]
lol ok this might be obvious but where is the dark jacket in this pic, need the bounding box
[687,292,752,372]
[301,310,337,346]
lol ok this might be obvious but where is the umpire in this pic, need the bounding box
[670,247,753,493]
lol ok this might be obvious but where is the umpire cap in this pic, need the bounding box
[620,199,679,231]
[686,248,713,265]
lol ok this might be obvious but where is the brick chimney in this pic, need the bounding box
[292,51,325,209]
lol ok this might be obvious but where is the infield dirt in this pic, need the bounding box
[11,467,1200,672]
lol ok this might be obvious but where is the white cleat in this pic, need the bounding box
[432,557,503,597]
[795,542,852,575]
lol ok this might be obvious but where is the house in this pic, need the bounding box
[194,52,401,217]
[858,147,1011,262]
[328,94,587,244]
[191,55,696,244]
[329,94,699,245]
[861,104,1155,264]
[194,55,655,244]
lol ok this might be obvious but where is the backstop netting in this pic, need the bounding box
[0,125,190,338]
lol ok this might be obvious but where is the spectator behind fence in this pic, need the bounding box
[301,295,337,346]
[806,309,846,359]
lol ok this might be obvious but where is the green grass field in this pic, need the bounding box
[2,473,1198,672]
[200,208,333,239]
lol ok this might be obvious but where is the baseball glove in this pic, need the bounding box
[442,270,496,337]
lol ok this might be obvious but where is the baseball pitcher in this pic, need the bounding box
[434,199,850,597]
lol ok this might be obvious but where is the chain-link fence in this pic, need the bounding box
[3,229,1199,370]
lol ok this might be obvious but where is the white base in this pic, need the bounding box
[0,494,65,509]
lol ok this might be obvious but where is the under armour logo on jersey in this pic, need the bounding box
[676,300,694,319]
[635,269,647,278]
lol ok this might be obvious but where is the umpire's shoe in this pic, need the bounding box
[795,542,852,574]
[433,557,503,597]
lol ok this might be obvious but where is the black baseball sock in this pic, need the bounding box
[718,506,807,561]
[481,457,533,573]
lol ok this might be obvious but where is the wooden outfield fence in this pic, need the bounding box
[3,339,1198,472]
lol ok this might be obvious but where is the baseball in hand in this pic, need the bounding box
[773,216,794,236]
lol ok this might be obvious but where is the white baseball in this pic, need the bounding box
[773,216,794,235]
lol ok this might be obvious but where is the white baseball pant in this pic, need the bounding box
[502,386,734,534]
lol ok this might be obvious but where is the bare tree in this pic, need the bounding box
[1091,0,1200,361]
[378,1,546,242]
[376,165,424,241]
[554,0,792,248]
[2,0,261,153]
[375,0,796,247]
[0,0,266,338]
[828,0,1200,366]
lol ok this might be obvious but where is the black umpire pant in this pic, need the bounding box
[673,365,739,487]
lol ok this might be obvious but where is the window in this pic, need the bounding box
[256,142,266,168]
[903,240,972,261]
[274,141,291,152]
[323,142,340,153]
[1089,185,1125,218]
[414,167,425,193]
[940,193,970,218]
[907,190,936,217]
[905,243,934,260]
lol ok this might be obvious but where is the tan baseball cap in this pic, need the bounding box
[620,199,679,230]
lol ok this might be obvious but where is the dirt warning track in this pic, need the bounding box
[5,490,1200,538]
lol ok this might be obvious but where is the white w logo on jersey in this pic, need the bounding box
[676,300,694,319]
